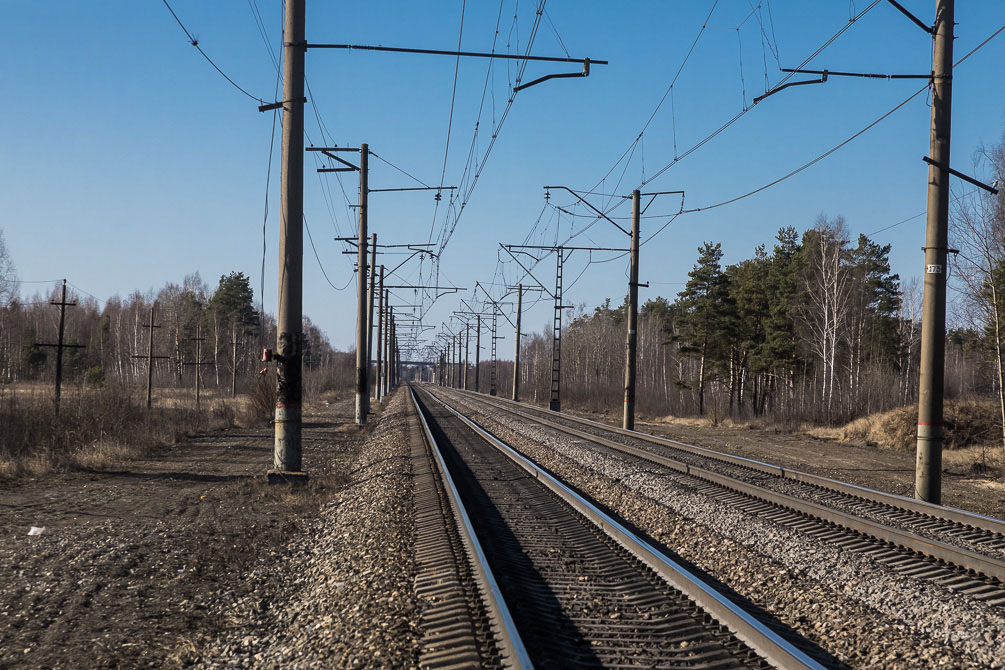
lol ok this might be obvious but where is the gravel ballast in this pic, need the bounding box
[196,391,420,668]
[438,389,1005,669]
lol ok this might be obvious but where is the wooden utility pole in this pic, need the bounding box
[367,232,377,406]
[376,265,384,403]
[624,190,641,430]
[355,144,370,426]
[916,0,954,504]
[131,304,170,408]
[513,284,522,401]
[37,279,83,415]
[475,314,481,393]
[273,0,305,475]
[185,325,210,410]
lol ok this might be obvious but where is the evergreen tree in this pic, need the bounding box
[675,242,734,415]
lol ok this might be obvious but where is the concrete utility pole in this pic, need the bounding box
[475,314,481,392]
[376,266,384,403]
[37,280,83,415]
[915,0,954,504]
[384,297,392,397]
[367,233,377,405]
[624,190,641,430]
[355,144,370,426]
[513,284,522,401]
[464,323,470,391]
[273,0,305,475]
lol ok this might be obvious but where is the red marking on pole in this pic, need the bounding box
[917,421,943,426]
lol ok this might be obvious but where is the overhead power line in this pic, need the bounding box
[160,0,265,103]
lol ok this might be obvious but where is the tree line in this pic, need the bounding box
[505,214,994,426]
[0,255,354,401]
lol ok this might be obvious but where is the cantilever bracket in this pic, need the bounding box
[515,58,592,93]
[922,156,999,195]
[753,72,828,104]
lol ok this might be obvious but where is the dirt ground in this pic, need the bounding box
[0,395,367,669]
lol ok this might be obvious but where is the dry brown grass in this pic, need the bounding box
[0,382,238,480]
[809,397,1004,453]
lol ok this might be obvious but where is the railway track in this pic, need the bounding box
[433,386,1005,606]
[408,384,833,669]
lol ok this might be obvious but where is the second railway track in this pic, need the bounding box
[435,386,1005,603]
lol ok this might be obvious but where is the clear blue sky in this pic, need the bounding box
[3,2,1004,360]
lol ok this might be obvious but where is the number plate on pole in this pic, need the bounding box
[926,264,943,274]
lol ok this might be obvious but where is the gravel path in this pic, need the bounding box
[195,391,420,669]
[440,389,1005,669]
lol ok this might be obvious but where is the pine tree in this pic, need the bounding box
[675,242,734,416]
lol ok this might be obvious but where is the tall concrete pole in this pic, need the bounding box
[384,295,391,397]
[376,265,384,403]
[623,190,640,430]
[513,284,522,401]
[367,232,377,406]
[354,144,369,426]
[385,303,392,396]
[475,314,481,392]
[273,0,305,473]
[915,0,954,504]
[464,323,470,391]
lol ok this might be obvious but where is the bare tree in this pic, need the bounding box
[950,142,1005,447]
[798,216,853,420]
[0,228,16,307]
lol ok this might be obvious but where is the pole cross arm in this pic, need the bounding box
[258,97,307,112]
[781,67,931,80]
[922,156,999,195]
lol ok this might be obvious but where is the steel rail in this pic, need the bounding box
[422,388,825,670]
[460,389,1005,536]
[447,389,1005,584]
[407,387,533,669]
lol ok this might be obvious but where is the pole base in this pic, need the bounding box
[266,470,309,485]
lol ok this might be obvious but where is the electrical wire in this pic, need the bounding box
[160,0,265,103]
[305,215,353,291]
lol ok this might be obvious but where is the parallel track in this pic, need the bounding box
[436,387,1005,604]
[409,385,832,669]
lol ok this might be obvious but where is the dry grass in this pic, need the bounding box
[0,382,237,480]
[808,397,1004,453]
